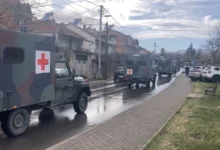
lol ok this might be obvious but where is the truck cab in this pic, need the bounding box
[0,29,91,137]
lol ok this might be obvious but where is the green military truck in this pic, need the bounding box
[0,29,91,137]
[157,58,173,77]
[122,54,157,88]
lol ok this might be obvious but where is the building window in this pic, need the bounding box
[3,47,24,64]
[76,54,88,61]
[109,35,116,43]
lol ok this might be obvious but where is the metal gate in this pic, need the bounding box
[75,54,88,77]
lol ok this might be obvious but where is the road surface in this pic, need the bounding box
[0,74,178,150]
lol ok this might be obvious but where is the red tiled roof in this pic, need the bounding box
[26,21,87,40]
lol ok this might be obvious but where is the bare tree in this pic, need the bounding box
[204,24,220,65]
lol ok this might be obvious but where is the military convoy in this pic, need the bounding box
[0,29,91,137]
[122,54,157,88]
[156,58,178,77]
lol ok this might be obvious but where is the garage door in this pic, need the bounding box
[75,54,88,77]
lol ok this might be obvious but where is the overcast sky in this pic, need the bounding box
[31,0,220,52]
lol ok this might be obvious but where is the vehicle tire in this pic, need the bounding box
[212,75,220,83]
[128,83,132,88]
[168,73,172,78]
[74,92,88,114]
[39,108,54,121]
[136,83,139,88]
[1,108,30,137]
[146,81,150,88]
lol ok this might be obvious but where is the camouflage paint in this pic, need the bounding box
[0,29,56,110]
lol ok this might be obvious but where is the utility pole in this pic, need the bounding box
[104,22,109,80]
[154,42,157,53]
[98,5,103,79]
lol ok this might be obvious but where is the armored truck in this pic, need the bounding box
[0,29,91,137]
[122,54,156,88]
[157,58,173,77]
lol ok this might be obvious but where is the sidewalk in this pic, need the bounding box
[47,76,191,150]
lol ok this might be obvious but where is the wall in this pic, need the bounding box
[66,25,96,53]
[108,30,129,53]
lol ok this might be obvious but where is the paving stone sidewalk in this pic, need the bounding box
[47,76,191,150]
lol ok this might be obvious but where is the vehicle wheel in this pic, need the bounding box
[212,75,220,83]
[168,73,172,78]
[146,81,150,88]
[128,83,132,88]
[136,83,140,88]
[1,108,30,137]
[39,108,54,121]
[74,92,88,114]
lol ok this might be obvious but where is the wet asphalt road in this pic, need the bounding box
[0,74,179,150]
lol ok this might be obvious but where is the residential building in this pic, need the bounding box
[0,0,32,30]
[66,24,116,79]
[104,30,134,54]
[27,20,94,79]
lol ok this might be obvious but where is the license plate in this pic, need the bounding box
[119,76,123,78]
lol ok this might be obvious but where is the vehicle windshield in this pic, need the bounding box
[55,63,70,77]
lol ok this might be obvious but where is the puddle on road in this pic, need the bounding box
[0,72,182,150]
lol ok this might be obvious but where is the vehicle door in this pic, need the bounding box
[55,62,75,104]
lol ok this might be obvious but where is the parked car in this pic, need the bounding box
[188,66,205,81]
[201,66,211,80]
[204,66,220,83]
[114,66,125,82]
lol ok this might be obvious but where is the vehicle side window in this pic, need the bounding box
[138,61,147,66]
[3,47,24,64]
[214,68,220,71]
[55,62,70,78]
[126,60,134,65]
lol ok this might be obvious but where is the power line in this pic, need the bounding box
[32,2,99,22]
[113,26,207,32]
[65,0,99,13]
[83,0,99,7]
[102,6,149,46]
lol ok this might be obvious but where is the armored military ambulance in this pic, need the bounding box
[122,53,157,88]
[0,29,91,137]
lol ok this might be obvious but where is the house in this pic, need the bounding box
[26,20,94,79]
[66,24,116,79]
[104,29,134,54]
[0,0,32,29]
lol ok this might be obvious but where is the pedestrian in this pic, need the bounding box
[185,65,189,76]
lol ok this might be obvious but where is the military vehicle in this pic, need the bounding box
[113,66,125,82]
[157,58,173,77]
[122,54,156,88]
[0,29,91,137]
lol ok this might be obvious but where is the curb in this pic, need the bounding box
[90,81,114,88]
[140,78,192,150]
[46,74,185,150]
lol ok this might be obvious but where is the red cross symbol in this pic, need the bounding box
[37,53,48,71]
[127,69,132,74]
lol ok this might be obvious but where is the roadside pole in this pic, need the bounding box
[104,22,109,80]
[98,5,103,79]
